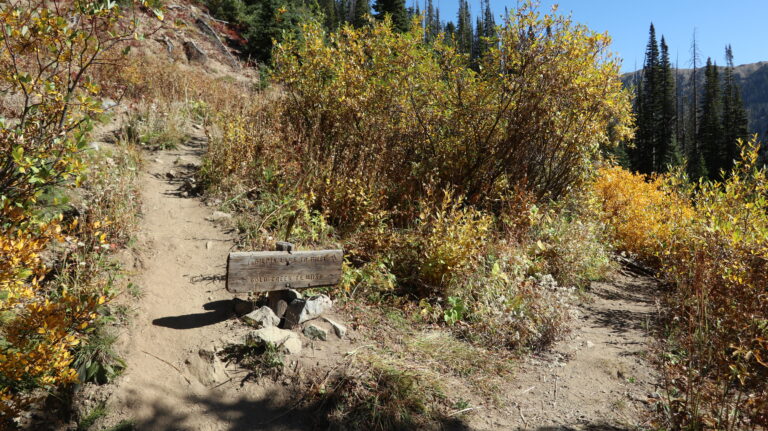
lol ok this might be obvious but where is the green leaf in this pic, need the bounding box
[11,147,23,163]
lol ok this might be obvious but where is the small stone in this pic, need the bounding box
[183,40,207,64]
[242,306,280,328]
[154,158,163,163]
[323,317,347,338]
[268,289,302,318]
[303,323,328,341]
[206,241,212,250]
[206,211,232,222]
[166,170,177,179]
[246,327,302,355]
[283,294,332,328]
[233,298,255,316]
[585,340,595,348]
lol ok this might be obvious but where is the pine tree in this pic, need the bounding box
[352,0,370,27]
[338,0,349,25]
[631,23,660,174]
[444,20,456,43]
[408,2,419,21]
[425,0,436,42]
[456,0,472,55]
[687,29,707,180]
[320,0,337,30]
[657,36,676,171]
[721,45,749,172]
[472,15,483,60]
[373,0,409,32]
[698,57,723,178]
[482,0,495,39]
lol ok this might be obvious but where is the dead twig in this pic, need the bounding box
[141,350,192,385]
[517,404,527,426]
[448,406,482,417]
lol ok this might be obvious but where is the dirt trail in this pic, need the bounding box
[492,272,661,430]
[102,134,661,430]
[104,134,300,430]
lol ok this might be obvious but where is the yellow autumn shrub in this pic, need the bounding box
[0,0,155,424]
[595,138,768,429]
[593,165,694,263]
[658,137,768,430]
[414,191,493,292]
[0,209,106,420]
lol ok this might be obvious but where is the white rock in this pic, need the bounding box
[206,211,232,222]
[242,306,280,328]
[246,327,302,355]
[323,317,347,338]
[303,323,327,341]
[585,340,595,348]
[284,294,333,328]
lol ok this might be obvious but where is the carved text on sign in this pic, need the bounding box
[226,249,343,293]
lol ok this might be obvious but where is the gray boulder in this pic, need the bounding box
[323,317,347,338]
[246,327,302,355]
[242,306,280,328]
[283,294,332,328]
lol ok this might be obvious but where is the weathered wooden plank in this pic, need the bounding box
[226,249,343,293]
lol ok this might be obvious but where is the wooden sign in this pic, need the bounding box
[226,249,343,293]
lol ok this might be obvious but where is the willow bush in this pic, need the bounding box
[204,3,630,349]
[272,6,632,224]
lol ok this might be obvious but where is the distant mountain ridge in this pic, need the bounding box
[621,61,768,139]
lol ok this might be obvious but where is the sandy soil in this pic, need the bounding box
[96,134,661,431]
[486,273,661,430]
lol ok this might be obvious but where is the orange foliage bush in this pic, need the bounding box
[593,165,694,263]
[0,210,105,421]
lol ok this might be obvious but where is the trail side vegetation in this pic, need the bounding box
[201,5,632,427]
[604,20,767,431]
[595,139,768,430]
[203,6,631,351]
[1,0,766,428]
[0,0,156,427]
[199,4,767,429]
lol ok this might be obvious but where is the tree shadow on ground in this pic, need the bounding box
[123,384,472,431]
[586,270,661,336]
[152,299,233,329]
[588,307,656,335]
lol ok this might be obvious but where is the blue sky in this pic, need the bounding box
[421,0,766,72]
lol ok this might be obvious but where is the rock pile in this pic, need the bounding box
[236,290,346,355]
